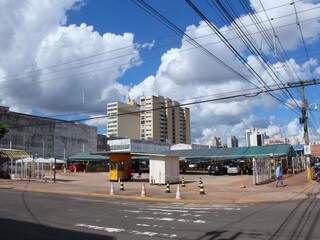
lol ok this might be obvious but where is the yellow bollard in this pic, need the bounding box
[306,167,312,181]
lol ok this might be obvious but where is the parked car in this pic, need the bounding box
[227,164,240,175]
[312,162,320,182]
[208,164,228,175]
[68,163,86,172]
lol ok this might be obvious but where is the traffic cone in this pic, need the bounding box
[240,170,246,188]
[120,182,125,191]
[199,182,205,195]
[141,183,146,197]
[198,177,203,188]
[175,184,181,200]
[110,182,115,195]
[181,177,185,187]
[165,182,171,193]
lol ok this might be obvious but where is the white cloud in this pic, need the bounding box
[85,116,107,129]
[128,0,320,143]
[0,0,140,114]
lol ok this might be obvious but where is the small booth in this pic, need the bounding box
[149,154,179,184]
[109,152,132,181]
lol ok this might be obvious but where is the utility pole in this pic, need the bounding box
[53,157,56,183]
[300,84,309,145]
[300,83,311,181]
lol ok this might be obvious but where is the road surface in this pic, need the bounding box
[0,188,319,240]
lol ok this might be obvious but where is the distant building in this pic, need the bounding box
[0,106,97,159]
[139,95,190,144]
[227,136,239,148]
[106,100,140,139]
[170,143,209,150]
[212,137,222,147]
[245,128,265,147]
[97,134,109,152]
[264,137,289,145]
[107,138,170,154]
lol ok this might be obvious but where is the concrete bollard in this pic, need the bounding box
[120,182,125,191]
[165,182,171,193]
[198,177,203,187]
[175,184,181,200]
[141,183,146,197]
[181,177,185,187]
[110,182,115,195]
[199,182,205,195]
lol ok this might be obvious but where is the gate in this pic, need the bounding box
[252,157,272,185]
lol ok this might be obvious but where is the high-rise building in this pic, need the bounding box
[245,128,265,147]
[227,136,239,148]
[212,136,222,147]
[106,100,140,139]
[139,95,190,144]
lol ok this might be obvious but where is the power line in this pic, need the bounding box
[0,4,318,83]
[238,0,301,108]
[9,79,318,130]
[293,0,312,62]
[0,15,319,90]
[211,0,299,108]
[185,0,299,115]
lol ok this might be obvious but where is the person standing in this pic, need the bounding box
[275,163,284,187]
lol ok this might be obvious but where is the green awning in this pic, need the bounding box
[67,152,107,162]
[164,144,294,161]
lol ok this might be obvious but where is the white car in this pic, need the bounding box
[227,165,240,175]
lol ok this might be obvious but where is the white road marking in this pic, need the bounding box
[121,210,142,213]
[180,213,201,217]
[76,223,177,238]
[144,208,189,213]
[136,216,206,224]
[75,223,124,233]
[152,212,173,215]
[136,223,165,229]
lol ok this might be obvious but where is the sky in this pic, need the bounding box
[0,0,320,145]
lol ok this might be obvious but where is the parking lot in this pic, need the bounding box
[1,170,315,204]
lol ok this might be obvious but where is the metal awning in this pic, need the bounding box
[0,149,30,161]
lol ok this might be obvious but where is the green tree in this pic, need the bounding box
[0,123,9,139]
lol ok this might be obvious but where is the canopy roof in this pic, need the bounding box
[67,152,107,162]
[164,144,294,161]
[15,158,65,164]
[0,149,30,161]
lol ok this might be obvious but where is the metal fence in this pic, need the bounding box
[252,158,272,185]
[11,160,55,181]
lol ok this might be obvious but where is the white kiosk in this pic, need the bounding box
[149,154,179,184]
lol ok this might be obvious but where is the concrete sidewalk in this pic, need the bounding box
[0,171,318,204]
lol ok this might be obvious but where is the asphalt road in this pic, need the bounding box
[0,189,319,240]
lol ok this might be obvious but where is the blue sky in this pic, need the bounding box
[0,0,320,144]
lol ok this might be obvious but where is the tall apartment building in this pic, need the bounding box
[212,136,222,147]
[139,95,190,144]
[227,136,239,148]
[106,100,140,139]
[246,128,265,147]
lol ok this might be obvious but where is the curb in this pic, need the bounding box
[8,182,316,205]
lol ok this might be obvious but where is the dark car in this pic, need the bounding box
[208,164,227,175]
[312,162,320,182]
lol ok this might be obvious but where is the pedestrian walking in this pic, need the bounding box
[275,163,284,187]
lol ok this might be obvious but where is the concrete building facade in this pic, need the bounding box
[246,128,265,147]
[139,95,190,144]
[0,106,97,159]
[106,101,140,139]
[212,137,222,147]
[227,136,239,148]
